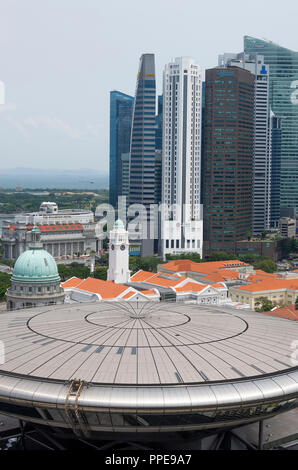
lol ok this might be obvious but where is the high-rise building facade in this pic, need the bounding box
[244,36,298,213]
[219,53,271,234]
[270,114,282,227]
[161,57,203,258]
[203,67,255,255]
[129,54,156,256]
[109,91,134,208]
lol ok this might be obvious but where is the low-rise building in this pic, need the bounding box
[6,227,65,310]
[158,259,251,286]
[229,274,298,310]
[129,270,228,305]
[62,276,159,303]
[279,217,296,239]
[15,201,95,225]
[1,221,99,260]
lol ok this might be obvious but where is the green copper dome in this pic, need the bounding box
[114,219,124,229]
[12,248,61,284]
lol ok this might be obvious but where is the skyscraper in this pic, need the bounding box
[129,54,156,256]
[244,36,298,214]
[161,57,203,258]
[109,91,134,208]
[203,67,255,255]
[270,114,282,227]
[218,53,271,234]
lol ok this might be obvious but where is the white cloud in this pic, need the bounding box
[0,103,17,112]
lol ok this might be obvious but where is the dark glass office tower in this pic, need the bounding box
[270,115,282,227]
[244,36,298,212]
[129,54,156,256]
[109,91,134,208]
[202,67,255,256]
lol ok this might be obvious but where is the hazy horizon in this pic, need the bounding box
[0,0,298,172]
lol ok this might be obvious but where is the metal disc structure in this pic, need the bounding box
[0,302,297,440]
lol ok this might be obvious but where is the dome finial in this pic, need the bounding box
[29,226,43,250]
[114,219,124,229]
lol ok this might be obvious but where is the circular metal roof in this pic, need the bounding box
[0,302,297,385]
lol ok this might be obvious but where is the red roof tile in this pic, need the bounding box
[61,277,83,288]
[262,305,298,321]
[9,223,84,232]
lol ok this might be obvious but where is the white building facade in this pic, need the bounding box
[107,220,131,284]
[14,202,95,226]
[161,57,203,258]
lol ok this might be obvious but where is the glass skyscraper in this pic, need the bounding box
[244,36,298,211]
[109,91,134,208]
[129,54,156,256]
[203,67,255,255]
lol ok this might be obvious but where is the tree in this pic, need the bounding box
[253,257,277,274]
[58,263,90,281]
[261,231,267,240]
[208,252,238,262]
[165,253,202,263]
[255,297,275,312]
[93,266,108,280]
[0,273,11,301]
[239,253,257,264]
[129,256,163,274]
[247,231,252,241]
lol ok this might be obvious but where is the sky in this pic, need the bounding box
[0,0,297,174]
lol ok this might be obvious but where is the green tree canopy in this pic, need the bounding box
[93,266,108,281]
[255,297,275,312]
[0,272,11,301]
[253,257,277,274]
[58,263,90,281]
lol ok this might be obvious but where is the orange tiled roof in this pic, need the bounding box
[262,305,298,321]
[61,277,83,288]
[236,277,298,293]
[254,270,279,278]
[122,291,136,299]
[9,223,84,232]
[130,270,154,282]
[175,282,206,293]
[211,283,226,289]
[161,259,248,275]
[69,277,129,299]
[140,290,157,295]
[203,270,240,282]
[130,270,185,288]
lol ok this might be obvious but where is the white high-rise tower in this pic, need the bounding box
[160,57,203,258]
[107,220,130,284]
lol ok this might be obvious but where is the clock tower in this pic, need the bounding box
[107,219,131,284]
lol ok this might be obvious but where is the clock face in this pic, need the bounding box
[111,244,115,251]
[120,244,126,251]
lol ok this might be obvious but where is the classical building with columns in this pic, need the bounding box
[6,227,65,310]
[1,221,99,260]
[1,201,100,260]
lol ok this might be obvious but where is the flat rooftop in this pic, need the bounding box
[0,303,297,386]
